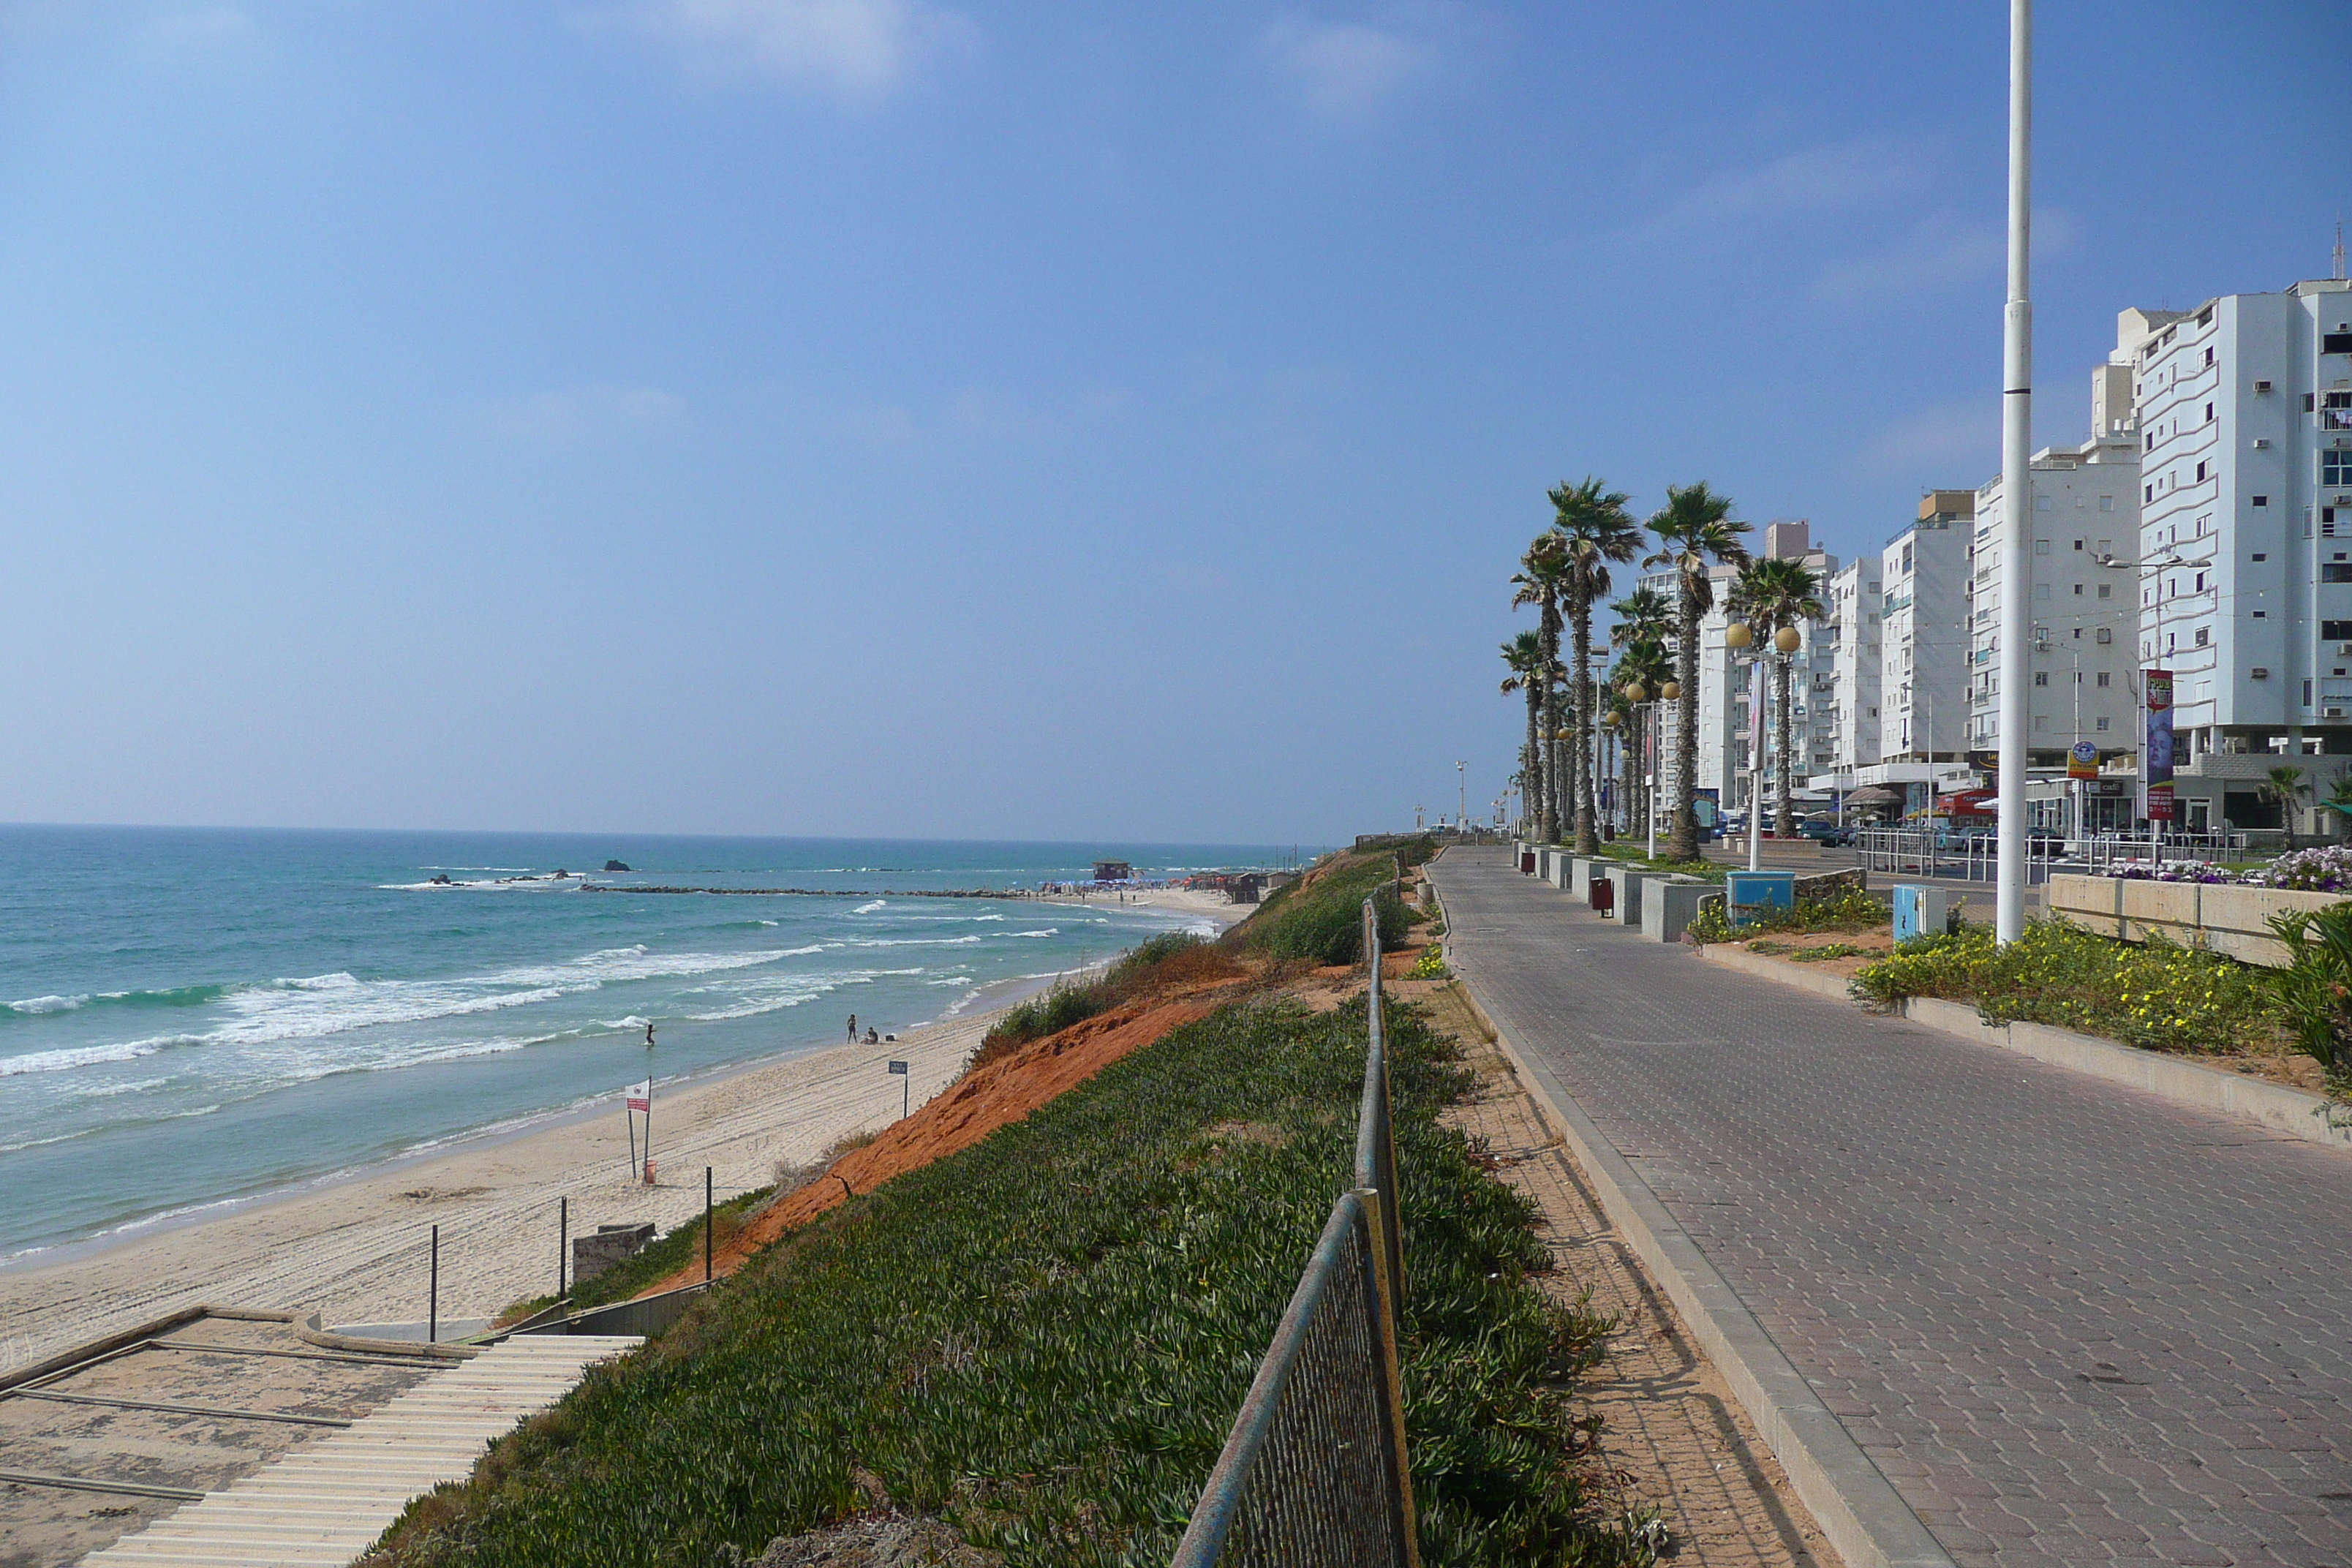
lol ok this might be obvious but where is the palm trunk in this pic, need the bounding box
[1537,601,1562,843]
[1523,685,1543,834]
[1618,720,1637,840]
[1774,651,1797,839]
[1571,592,1597,856]
[1670,586,1702,862]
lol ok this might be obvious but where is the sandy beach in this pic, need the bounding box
[0,886,1248,1380]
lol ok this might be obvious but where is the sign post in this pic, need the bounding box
[625,1079,652,1183]
[887,1059,910,1120]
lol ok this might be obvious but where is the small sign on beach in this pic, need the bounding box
[886,1060,908,1076]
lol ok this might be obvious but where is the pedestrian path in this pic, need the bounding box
[1431,847,2352,1568]
[80,1335,640,1568]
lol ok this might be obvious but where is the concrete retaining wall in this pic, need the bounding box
[2044,873,2342,968]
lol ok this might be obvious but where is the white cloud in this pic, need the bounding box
[1626,138,1931,241]
[1813,206,2082,302]
[1254,15,1434,127]
[616,0,977,99]
[483,385,689,443]
[1855,400,1994,478]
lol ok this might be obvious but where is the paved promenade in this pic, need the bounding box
[1431,848,2352,1568]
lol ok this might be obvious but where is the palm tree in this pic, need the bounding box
[2323,772,2352,843]
[2263,764,2311,837]
[1644,483,1752,861]
[1607,588,1673,842]
[1499,630,1548,835]
[1727,557,1825,839]
[1607,638,1671,840]
[1550,478,1643,857]
[1511,533,1571,843]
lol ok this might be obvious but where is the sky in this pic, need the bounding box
[0,1,2343,845]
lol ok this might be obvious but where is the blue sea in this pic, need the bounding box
[0,827,1300,1261]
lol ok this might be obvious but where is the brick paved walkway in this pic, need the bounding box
[1431,848,2352,1568]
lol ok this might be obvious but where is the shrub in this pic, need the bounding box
[1407,946,1450,980]
[974,933,1240,1063]
[1233,851,1411,966]
[1849,919,2265,1052]
[2263,905,2352,1098]
[1685,886,1886,946]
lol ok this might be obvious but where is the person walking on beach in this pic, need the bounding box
[846,1014,857,1042]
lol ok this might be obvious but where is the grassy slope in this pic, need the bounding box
[369,996,1640,1568]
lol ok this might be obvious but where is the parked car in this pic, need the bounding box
[1795,818,1852,846]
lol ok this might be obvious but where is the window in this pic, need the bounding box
[2253,495,2268,507]
[2253,553,2268,562]
[2034,716,2047,731]
[2035,583,2051,599]
[2099,496,2115,513]
[2306,677,2316,705]
[2325,332,2352,354]
[2321,620,2352,640]
[2325,451,2352,486]
[2035,538,2051,554]
[2096,629,2113,644]
[2097,671,2111,687]
[2195,627,2210,647]
[2326,563,2352,584]
[2205,402,2214,422]
[2034,671,2048,686]
[2073,584,2084,596]
[2096,717,2111,731]
[2073,539,2084,550]
[2145,484,2155,503]
[1901,544,1912,571]
[2097,584,2111,599]
[2195,461,2208,482]
[2195,571,2207,592]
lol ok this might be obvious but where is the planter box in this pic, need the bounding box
[1570,858,1602,900]
[1643,877,1711,943]
[1605,865,1655,925]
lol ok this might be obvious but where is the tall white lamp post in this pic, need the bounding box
[1995,0,2034,944]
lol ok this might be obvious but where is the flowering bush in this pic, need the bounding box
[2244,844,2352,893]
[2101,860,2235,883]
[1849,919,2265,1052]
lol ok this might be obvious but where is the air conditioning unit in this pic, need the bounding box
[2252,438,2272,449]
[2253,667,2271,679]
[2337,642,2352,656]
[2254,380,2274,392]
[2329,708,2347,720]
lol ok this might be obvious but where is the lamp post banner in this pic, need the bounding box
[2068,739,2100,780]
[2144,670,2174,787]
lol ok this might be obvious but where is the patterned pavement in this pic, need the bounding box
[1429,847,2352,1568]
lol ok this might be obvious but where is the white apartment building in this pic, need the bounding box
[1878,492,1974,763]
[1821,556,1883,771]
[2133,277,2352,755]
[1964,356,2141,766]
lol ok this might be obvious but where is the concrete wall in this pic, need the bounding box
[2043,872,2343,968]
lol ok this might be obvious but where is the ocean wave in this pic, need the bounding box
[852,900,887,914]
[1007,929,1058,938]
[844,935,983,949]
[4,982,230,1020]
[0,1039,173,1077]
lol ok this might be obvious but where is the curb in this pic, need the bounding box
[1695,946,2352,1156]
[1431,878,1954,1568]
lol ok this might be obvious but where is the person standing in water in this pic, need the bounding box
[644,1022,655,1049]
[846,1014,857,1042]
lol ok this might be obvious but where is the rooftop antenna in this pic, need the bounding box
[2334,212,2345,282]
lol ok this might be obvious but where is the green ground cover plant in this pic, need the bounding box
[1407,946,1451,979]
[1849,919,2267,1052]
[369,997,1646,1568]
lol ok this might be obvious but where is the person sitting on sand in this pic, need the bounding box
[866,1027,879,1044]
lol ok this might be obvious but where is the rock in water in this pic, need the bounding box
[604,859,632,872]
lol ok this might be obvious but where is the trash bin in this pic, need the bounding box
[1724,871,1796,926]
[1589,878,1615,915]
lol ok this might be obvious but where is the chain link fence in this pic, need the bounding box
[1170,899,1419,1568]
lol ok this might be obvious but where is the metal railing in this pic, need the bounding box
[1170,899,1417,1568]
[1855,826,2254,885]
